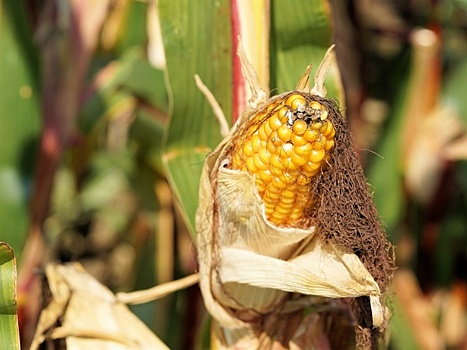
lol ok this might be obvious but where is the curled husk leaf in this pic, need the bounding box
[196,46,394,349]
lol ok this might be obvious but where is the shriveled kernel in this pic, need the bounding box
[277,125,292,142]
[292,120,308,135]
[325,139,335,151]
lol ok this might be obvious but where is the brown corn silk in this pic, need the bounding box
[196,47,395,349]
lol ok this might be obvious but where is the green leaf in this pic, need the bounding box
[0,243,20,350]
[270,0,339,99]
[0,2,41,254]
[366,52,411,236]
[442,57,467,123]
[159,0,232,235]
[389,296,420,350]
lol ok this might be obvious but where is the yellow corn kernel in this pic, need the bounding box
[265,190,281,200]
[268,113,283,130]
[314,135,327,150]
[229,93,336,226]
[309,148,326,163]
[304,129,319,142]
[292,120,308,135]
[277,124,292,142]
[258,169,272,183]
[258,148,270,164]
[280,143,294,158]
[309,101,323,110]
[320,121,334,136]
[291,133,308,147]
[276,204,293,215]
[284,158,299,171]
[242,141,255,157]
[271,211,287,222]
[245,157,256,173]
[251,133,261,153]
[320,109,329,120]
[253,154,269,171]
[289,151,307,167]
[258,124,268,141]
[294,142,314,156]
[311,122,323,130]
[285,94,306,110]
[270,154,284,170]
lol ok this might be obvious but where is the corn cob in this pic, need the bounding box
[229,92,336,226]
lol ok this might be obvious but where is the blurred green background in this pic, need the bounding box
[0,0,466,349]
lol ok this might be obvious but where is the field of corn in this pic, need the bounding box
[1,0,467,349]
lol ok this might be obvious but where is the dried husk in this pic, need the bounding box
[196,46,394,349]
[30,263,169,350]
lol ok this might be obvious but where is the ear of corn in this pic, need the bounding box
[229,93,335,226]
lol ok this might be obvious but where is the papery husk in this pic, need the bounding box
[196,46,394,349]
[30,263,169,350]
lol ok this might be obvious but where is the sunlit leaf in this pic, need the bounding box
[270,0,340,99]
[159,0,232,235]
